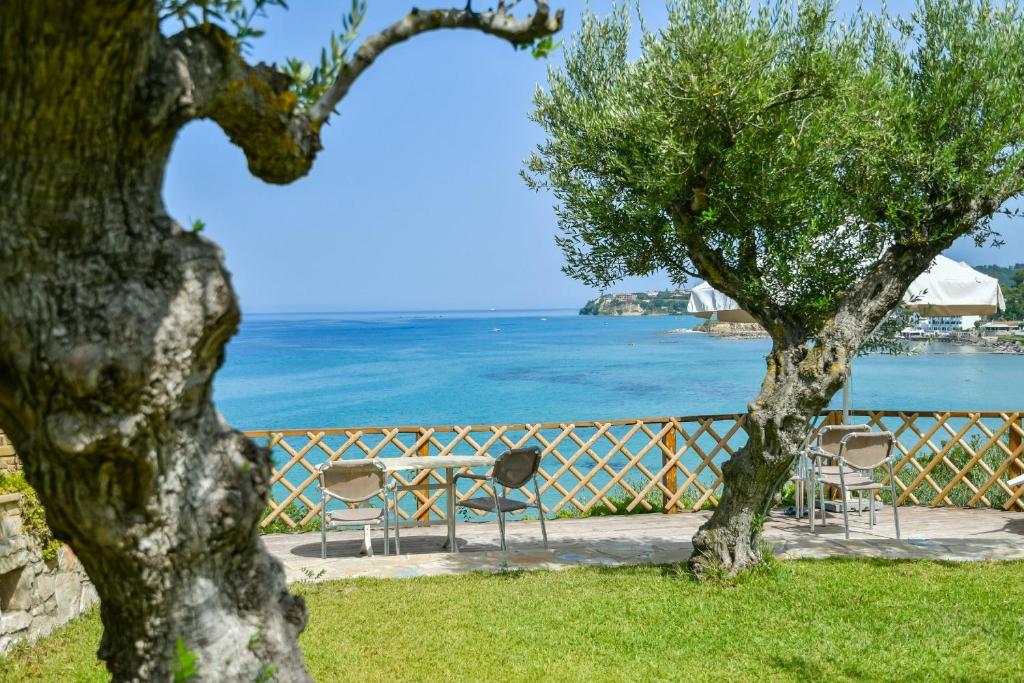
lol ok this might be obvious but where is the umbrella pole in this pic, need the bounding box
[842,367,851,424]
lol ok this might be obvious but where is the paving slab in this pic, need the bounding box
[261,506,1024,583]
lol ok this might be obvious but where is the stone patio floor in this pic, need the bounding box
[262,506,1024,583]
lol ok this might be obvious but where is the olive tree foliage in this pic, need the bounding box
[525,0,1024,574]
[0,1,560,680]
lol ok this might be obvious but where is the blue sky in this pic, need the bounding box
[163,1,1024,313]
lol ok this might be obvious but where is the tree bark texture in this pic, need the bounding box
[0,4,310,680]
[688,343,846,574]
[689,244,951,576]
[0,1,563,678]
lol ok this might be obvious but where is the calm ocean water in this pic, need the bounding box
[215,310,1024,431]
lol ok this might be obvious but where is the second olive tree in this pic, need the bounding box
[526,0,1024,575]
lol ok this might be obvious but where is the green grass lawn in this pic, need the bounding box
[3,559,1022,682]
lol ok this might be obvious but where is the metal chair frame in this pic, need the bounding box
[318,460,400,559]
[807,424,871,530]
[454,447,549,552]
[814,431,901,539]
[790,417,828,521]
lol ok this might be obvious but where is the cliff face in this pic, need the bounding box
[579,290,691,316]
[692,320,769,338]
[579,298,644,315]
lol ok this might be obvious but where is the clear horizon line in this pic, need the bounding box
[242,306,582,315]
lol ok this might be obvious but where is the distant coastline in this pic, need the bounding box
[241,308,577,321]
[941,336,1023,355]
[579,289,691,316]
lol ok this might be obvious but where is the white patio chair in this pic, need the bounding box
[789,416,828,520]
[815,431,901,540]
[808,424,871,530]
[319,460,399,558]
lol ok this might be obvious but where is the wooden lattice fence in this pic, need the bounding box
[251,409,1024,528]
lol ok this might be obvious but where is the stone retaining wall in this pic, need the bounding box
[0,434,17,473]
[0,492,97,655]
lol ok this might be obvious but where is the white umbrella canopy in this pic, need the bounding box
[688,256,1006,327]
[686,281,757,323]
[687,257,1007,422]
[902,255,1006,316]
[847,256,1004,420]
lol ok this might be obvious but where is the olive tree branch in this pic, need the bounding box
[307,1,564,123]
[159,3,563,185]
[160,26,322,184]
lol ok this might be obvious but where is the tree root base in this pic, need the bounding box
[688,526,762,579]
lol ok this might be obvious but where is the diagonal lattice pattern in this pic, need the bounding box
[249,410,1024,528]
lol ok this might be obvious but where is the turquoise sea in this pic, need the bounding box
[215,310,1024,431]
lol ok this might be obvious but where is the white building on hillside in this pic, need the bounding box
[981,321,1022,336]
[906,314,980,337]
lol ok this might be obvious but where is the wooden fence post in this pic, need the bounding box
[1010,413,1023,480]
[415,433,431,523]
[663,423,677,514]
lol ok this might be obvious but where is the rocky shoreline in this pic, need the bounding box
[662,320,770,339]
[947,336,1024,354]
[667,323,1023,352]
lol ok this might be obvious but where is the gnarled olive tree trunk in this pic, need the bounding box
[689,246,946,576]
[689,343,847,573]
[0,1,562,679]
[0,7,309,681]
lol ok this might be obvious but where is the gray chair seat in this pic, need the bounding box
[452,447,548,552]
[457,496,531,513]
[818,473,882,490]
[818,464,882,479]
[329,507,385,524]
[318,459,398,559]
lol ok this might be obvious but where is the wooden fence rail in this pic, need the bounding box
[249,409,1024,528]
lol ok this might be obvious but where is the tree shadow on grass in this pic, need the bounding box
[767,653,868,682]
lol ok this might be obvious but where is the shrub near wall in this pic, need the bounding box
[0,471,97,655]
